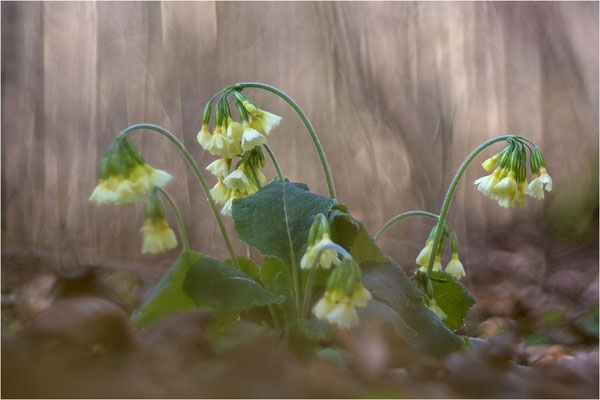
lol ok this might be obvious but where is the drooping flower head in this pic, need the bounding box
[140,189,177,254]
[89,138,172,205]
[313,255,371,329]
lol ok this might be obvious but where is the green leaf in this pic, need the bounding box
[232,181,336,267]
[183,254,284,313]
[297,318,331,342]
[429,271,476,331]
[225,256,261,283]
[260,256,290,294]
[362,263,465,357]
[329,209,390,265]
[132,251,198,327]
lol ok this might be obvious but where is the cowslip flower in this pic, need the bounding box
[221,190,245,216]
[226,117,244,142]
[313,255,371,329]
[242,101,282,135]
[197,124,211,149]
[445,253,465,279]
[474,168,504,199]
[524,167,552,199]
[223,165,251,192]
[492,170,518,207]
[416,240,433,267]
[301,234,340,269]
[206,158,230,180]
[210,180,231,204]
[89,140,172,205]
[241,122,267,152]
[482,154,500,171]
[140,218,177,254]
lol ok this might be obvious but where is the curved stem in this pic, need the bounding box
[118,124,239,269]
[248,163,263,190]
[263,144,284,181]
[426,135,511,276]
[156,187,190,252]
[234,82,336,199]
[301,265,318,318]
[374,211,441,241]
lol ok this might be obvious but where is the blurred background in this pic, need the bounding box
[1,2,598,396]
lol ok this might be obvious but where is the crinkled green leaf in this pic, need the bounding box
[131,251,198,327]
[232,181,336,267]
[429,271,476,331]
[225,256,261,283]
[329,210,390,265]
[362,263,465,357]
[260,256,290,293]
[183,254,283,313]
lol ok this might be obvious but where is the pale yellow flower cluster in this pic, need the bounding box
[313,285,372,329]
[198,98,282,216]
[89,139,171,205]
[312,253,372,330]
[475,144,552,208]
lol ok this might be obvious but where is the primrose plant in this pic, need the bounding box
[90,83,551,353]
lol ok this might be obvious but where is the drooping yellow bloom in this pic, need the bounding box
[445,253,466,279]
[221,190,245,216]
[416,241,433,267]
[242,101,282,135]
[327,299,360,329]
[197,124,212,149]
[474,168,504,198]
[210,180,231,204]
[300,234,340,269]
[90,164,172,205]
[140,218,177,254]
[206,158,230,180]
[241,122,267,152]
[225,117,244,142]
[524,167,552,200]
[313,292,337,320]
[223,166,251,192]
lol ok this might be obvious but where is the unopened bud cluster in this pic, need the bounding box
[198,90,282,215]
[475,139,552,208]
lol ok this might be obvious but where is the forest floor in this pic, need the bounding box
[1,229,598,398]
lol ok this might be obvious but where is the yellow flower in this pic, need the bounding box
[416,241,433,267]
[327,299,360,329]
[210,180,231,204]
[524,167,552,200]
[226,118,244,142]
[241,122,267,152]
[206,127,227,156]
[313,293,336,320]
[197,124,211,149]
[300,234,340,269]
[351,285,372,308]
[206,158,230,180]
[428,298,447,320]
[140,218,177,254]
[474,168,503,198]
[445,253,465,279]
[242,102,282,135]
[223,137,242,159]
[223,166,251,192]
[90,164,171,205]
